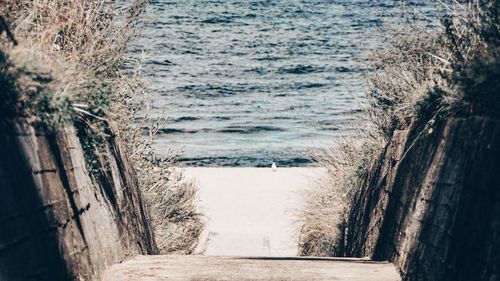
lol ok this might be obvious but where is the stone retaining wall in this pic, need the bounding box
[346,116,500,280]
[0,121,157,281]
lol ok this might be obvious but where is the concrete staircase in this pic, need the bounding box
[102,169,401,281]
[102,255,400,281]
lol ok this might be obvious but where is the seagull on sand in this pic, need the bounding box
[271,162,277,172]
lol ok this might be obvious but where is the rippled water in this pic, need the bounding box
[131,0,434,167]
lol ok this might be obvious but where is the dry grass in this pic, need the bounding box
[298,136,382,256]
[1,0,204,254]
[298,0,499,257]
[1,0,146,125]
[116,87,205,254]
[3,0,144,70]
[367,0,500,138]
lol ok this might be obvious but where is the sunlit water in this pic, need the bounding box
[130,0,434,166]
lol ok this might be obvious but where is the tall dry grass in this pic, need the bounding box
[298,136,382,256]
[367,0,500,138]
[298,0,499,257]
[1,0,204,254]
[119,94,205,254]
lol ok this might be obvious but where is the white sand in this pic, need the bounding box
[183,167,326,257]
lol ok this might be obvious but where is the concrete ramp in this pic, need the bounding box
[184,167,326,256]
[102,255,401,281]
[203,232,272,256]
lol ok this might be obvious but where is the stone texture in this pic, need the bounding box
[345,116,500,281]
[0,121,157,281]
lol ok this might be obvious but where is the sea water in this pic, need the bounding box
[130,0,435,166]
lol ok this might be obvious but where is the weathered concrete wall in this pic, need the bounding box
[345,116,500,281]
[0,121,157,281]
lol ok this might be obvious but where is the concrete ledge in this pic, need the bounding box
[103,255,401,281]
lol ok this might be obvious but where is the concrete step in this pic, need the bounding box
[202,232,272,256]
[102,255,401,281]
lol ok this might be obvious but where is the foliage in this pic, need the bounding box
[298,136,382,256]
[1,0,204,254]
[298,0,499,257]
[368,0,500,139]
[113,73,205,254]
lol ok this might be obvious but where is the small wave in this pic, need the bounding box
[158,128,198,134]
[278,65,325,75]
[254,56,285,61]
[212,116,232,121]
[243,67,268,75]
[219,125,285,134]
[174,116,200,122]
[177,83,264,97]
[170,15,188,19]
[271,116,295,120]
[150,59,174,66]
[201,16,234,24]
[286,104,312,111]
[258,116,296,121]
[335,66,351,73]
[182,49,200,55]
[275,157,314,167]
[177,84,238,97]
[329,109,364,116]
[294,82,327,89]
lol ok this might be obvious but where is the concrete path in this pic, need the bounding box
[103,168,401,280]
[184,168,325,256]
[102,255,401,281]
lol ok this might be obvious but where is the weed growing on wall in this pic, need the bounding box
[1,0,204,254]
[298,0,499,257]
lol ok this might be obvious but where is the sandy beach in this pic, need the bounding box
[184,167,326,257]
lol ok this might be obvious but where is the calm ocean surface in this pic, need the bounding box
[131,0,435,167]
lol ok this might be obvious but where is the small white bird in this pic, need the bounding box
[271,162,277,172]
